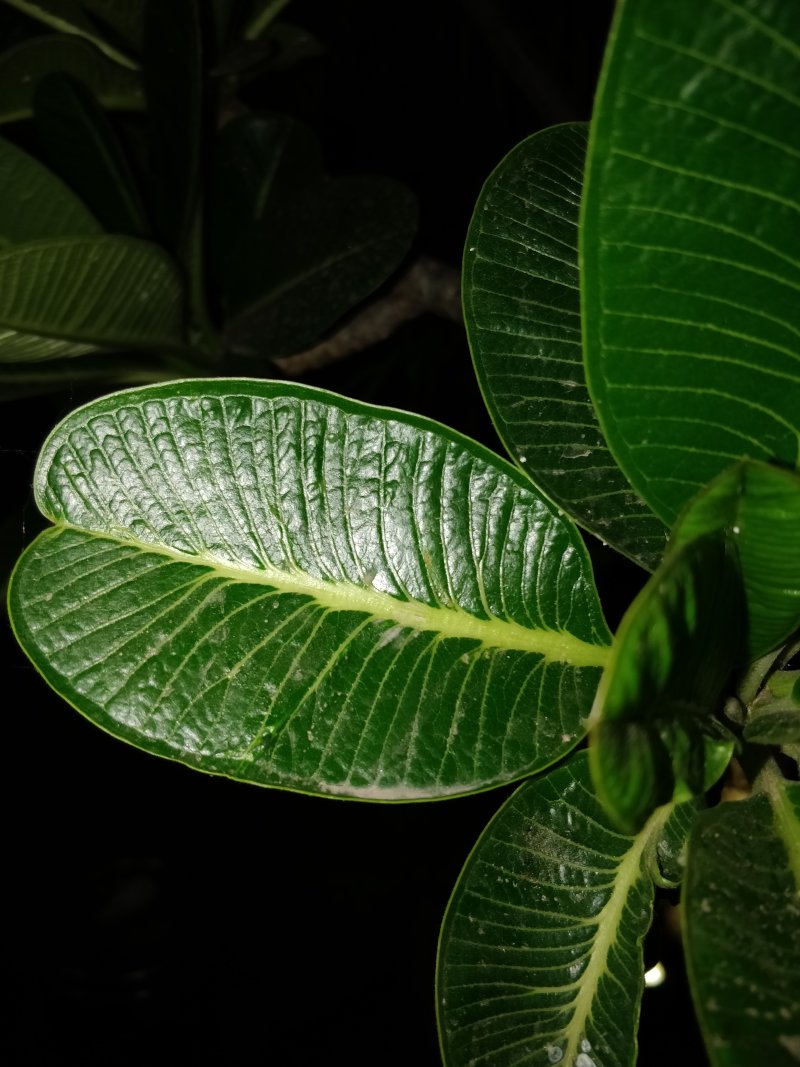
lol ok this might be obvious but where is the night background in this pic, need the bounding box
[1,1,707,1063]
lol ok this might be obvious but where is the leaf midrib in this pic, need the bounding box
[561,803,669,1062]
[53,521,611,667]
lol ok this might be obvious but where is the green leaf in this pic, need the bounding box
[0,35,143,125]
[437,752,696,1067]
[8,379,611,799]
[745,670,800,745]
[142,0,202,254]
[670,461,800,658]
[582,0,800,526]
[589,533,743,834]
[464,122,667,571]
[34,72,149,237]
[0,236,184,361]
[2,0,136,66]
[212,115,417,358]
[683,768,800,1067]
[0,135,100,242]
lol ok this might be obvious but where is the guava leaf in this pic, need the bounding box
[0,237,184,361]
[0,35,143,125]
[582,0,800,525]
[464,122,667,571]
[212,115,417,358]
[589,533,743,833]
[683,774,800,1067]
[8,380,611,799]
[0,135,100,242]
[437,752,697,1067]
[34,72,149,237]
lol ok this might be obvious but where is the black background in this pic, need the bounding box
[1,2,707,1064]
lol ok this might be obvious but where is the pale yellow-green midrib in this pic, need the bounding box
[559,804,670,1064]
[56,522,611,668]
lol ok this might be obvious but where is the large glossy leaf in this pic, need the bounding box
[582,0,800,526]
[671,461,800,658]
[8,380,611,799]
[34,72,149,237]
[589,534,743,834]
[0,135,100,242]
[0,236,183,361]
[2,0,135,66]
[212,115,417,358]
[464,122,667,572]
[437,752,697,1067]
[0,35,143,124]
[683,769,800,1067]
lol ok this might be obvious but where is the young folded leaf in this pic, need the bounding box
[589,534,743,834]
[8,379,611,799]
[437,752,697,1067]
[683,768,800,1067]
[463,121,667,571]
[670,460,800,659]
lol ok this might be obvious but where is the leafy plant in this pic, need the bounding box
[0,0,417,396]
[7,1,800,1065]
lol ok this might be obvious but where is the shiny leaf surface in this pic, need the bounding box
[0,237,183,361]
[9,380,611,799]
[589,534,743,833]
[582,0,800,525]
[464,122,666,570]
[437,752,696,1067]
[683,769,800,1067]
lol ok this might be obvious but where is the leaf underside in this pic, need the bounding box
[582,0,800,525]
[464,122,667,571]
[683,778,800,1067]
[437,752,696,1067]
[9,380,611,800]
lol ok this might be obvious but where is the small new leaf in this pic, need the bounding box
[589,533,743,834]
